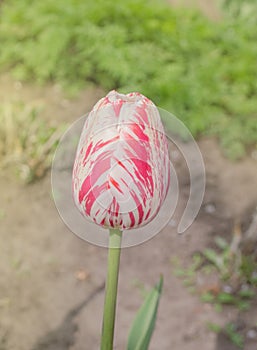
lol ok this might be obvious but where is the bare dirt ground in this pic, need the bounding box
[167,0,221,20]
[0,73,257,350]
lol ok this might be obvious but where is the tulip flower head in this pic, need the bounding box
[72,91,170,230]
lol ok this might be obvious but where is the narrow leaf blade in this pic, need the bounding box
[127,275,163,350]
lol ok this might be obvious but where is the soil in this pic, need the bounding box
[167,0,221,20]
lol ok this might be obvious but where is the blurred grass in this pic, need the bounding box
[0,102,64,183]
[0,0,256,159]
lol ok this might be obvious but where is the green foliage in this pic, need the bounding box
[132,279,148,298]
[208,322,244,348]
[222,0,257,18]
[173,236,257,312]
[202,237,257,287]
[240,255,257,284]
[207,321,221,333]
[0,102,64,183]
[127,276,163,350]
[225,323,244,348]
[0,0,256,158]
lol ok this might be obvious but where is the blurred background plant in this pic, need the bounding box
[222,0,257,17]
[0,102,64,183]
[172,208,257,348]
[0,0,256,160]
[173,210,257,309]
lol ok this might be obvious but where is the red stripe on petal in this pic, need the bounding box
[85,182,108,214]
[129,190,144,225]
[137,203,144,225]
[130,158,154,196]
[135,105,149,124]
[93,135,119,153]
[109,176,123,194]
[83,141,93,164]
[113,100,124,117]
[130,123,149,142]
[79,176,91,203]
[100,218,105,226]
[129,211,135,227]
[145,208,151,220]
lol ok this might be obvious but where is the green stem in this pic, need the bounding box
[100,228,122,350]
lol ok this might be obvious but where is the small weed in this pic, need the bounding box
[207,322,221,333]
[238,288,255,299]
[207,321,244,348]
[225,323,244,348]
[0,102,65,183]
[173,268,187,278]
[214,303,223,313]
[11,257,23,270]
[173,235,257,312]
[201,292,215,303]
[132,279,148,298]
[0,210,6,220]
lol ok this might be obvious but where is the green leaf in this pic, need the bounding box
[238,288,255,299]
[207,322,221,333]
[225,323,244,348]
[214,236,228,251]
[236,300,250,311]
[127,275,163,350]
[217,292,237,304]
[173,268,187,277]
[201,292,215,303]
[203,249,219,265]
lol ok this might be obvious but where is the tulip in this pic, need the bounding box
[72,90,170,230]
[72,90,170,350]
